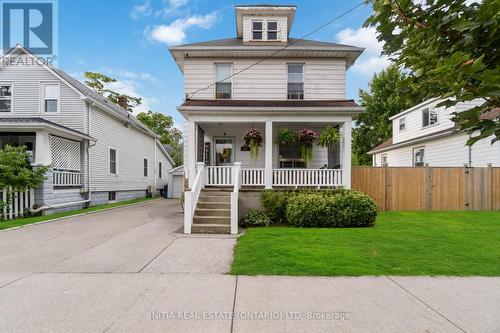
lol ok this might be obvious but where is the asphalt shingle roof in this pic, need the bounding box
[172,38,363,50]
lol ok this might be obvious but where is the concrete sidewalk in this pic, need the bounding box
[0,199,498,332]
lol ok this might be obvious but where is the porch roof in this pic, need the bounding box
[179,99,363,115]
[0,118,96,142]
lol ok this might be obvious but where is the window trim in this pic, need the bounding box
[214,62,233,100]
[267,20,278,40]
[158,161,162,179]
[287,63,305,100]
[143,158,149,178]
[422,108,438,128]
[412,146,425,167]
[0,82,13,113]
[41,82,60,114]
[399,117,406,132]
[108,147,118,175]
[251,20,263,40]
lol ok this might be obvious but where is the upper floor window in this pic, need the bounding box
[422,108,438,127]
[109,148,117,174]
[158,161,162,179]
[42,83,59,113]
[267,21,278,40]
[399,118,406,131]
[252,21,263,40]
[413,147,425,167]
[287,63,304,100]
[0,84,12,112]
[143,158,148,177]
[215,63,232,99]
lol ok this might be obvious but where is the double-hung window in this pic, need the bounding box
[42,83,59,113]
[215,63,232,99]
[143,158,148,177]
[422,108,438,127]
[399,117,406,131]
[252,21,263,40]
[0,84,12,112]
[267,21,278,40]
[381,154,388,166]
[287,63,304,99]
[413,147,425,167]
[158,162,162,179]
[109,148,117,174]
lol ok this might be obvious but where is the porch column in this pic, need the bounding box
[265,120,273,189]
[34,131,52,166]
[186,121,196,189]
[342,120,352,189]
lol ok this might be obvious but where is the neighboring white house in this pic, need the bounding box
[369,98,500,167]
[0,45,174,215]
[169,5,365,233]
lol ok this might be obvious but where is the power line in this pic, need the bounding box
[186,1,368,100]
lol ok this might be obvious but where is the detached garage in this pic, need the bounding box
[167,166,185,198]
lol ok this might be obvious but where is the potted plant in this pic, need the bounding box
[317,126,340,149]
[297,128,318,164]
[243,128,263,160]
[274,128,298,145]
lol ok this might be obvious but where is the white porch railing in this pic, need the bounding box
[241,168,266,186]
[184,162,205,234]
[205,166,233,186]
[272,169,343,187]
[53,170,82,187]
[1,187,35,220]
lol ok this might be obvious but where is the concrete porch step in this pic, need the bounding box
[195,208,230,217]
[197,195,231,203]
[192,223,231,234]
[199,191,231,197]
[193,216,230,224]
[196,202,230,209]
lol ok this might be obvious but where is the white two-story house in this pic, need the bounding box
[369,98,500,167]
[169,5,364,234]
[0,45,173,216]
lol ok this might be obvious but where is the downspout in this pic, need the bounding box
[30,102,96,214]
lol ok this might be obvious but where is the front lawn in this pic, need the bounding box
[231,211,500,276]
[0,197,156,231]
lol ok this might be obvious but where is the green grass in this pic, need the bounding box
[0,197,157,231]
[231,211,500,276]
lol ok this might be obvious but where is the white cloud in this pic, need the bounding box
[336,26,391,77]
[148,11,218,45]
[158,0,190,16]
[130,0,152,20]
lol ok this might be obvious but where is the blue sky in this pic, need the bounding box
[57,0,388,126]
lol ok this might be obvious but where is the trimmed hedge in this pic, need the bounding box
[285,190,378,228]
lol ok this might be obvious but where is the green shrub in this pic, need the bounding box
[240,209,272,227]
[260,190,292,224]
[286,191,378,228]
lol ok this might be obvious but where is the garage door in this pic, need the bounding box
[172,175,184,198]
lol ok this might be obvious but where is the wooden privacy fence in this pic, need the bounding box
[352,167,500,211]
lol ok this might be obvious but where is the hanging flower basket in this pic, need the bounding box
[243,128,263,160]
[297,128,318,164]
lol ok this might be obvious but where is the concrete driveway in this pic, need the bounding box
[0,199,499,332]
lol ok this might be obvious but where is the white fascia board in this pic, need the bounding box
[0,122,96,142]
[389,97,441,121]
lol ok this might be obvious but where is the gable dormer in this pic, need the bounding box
[235,5,296,44]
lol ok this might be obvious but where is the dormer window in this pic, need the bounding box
[399,117,406,131]
[422,108,438,127]
[252,21,263,40]
[267,21,278,40]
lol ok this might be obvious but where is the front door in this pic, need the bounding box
[214,137,234,166]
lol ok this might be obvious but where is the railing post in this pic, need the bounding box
[184,191,192,234]
[265,120,273,189]
[233,162,242,189]
[196,162,205,186]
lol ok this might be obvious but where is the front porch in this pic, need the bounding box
[183,113,354,235]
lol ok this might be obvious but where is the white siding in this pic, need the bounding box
[156,147,173,189]
[392,99,485,144]
[0,61,86,132]
[89,106,156,191]
[242,15,288,42]
[374,133,500,167]
[183,58,346,100]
